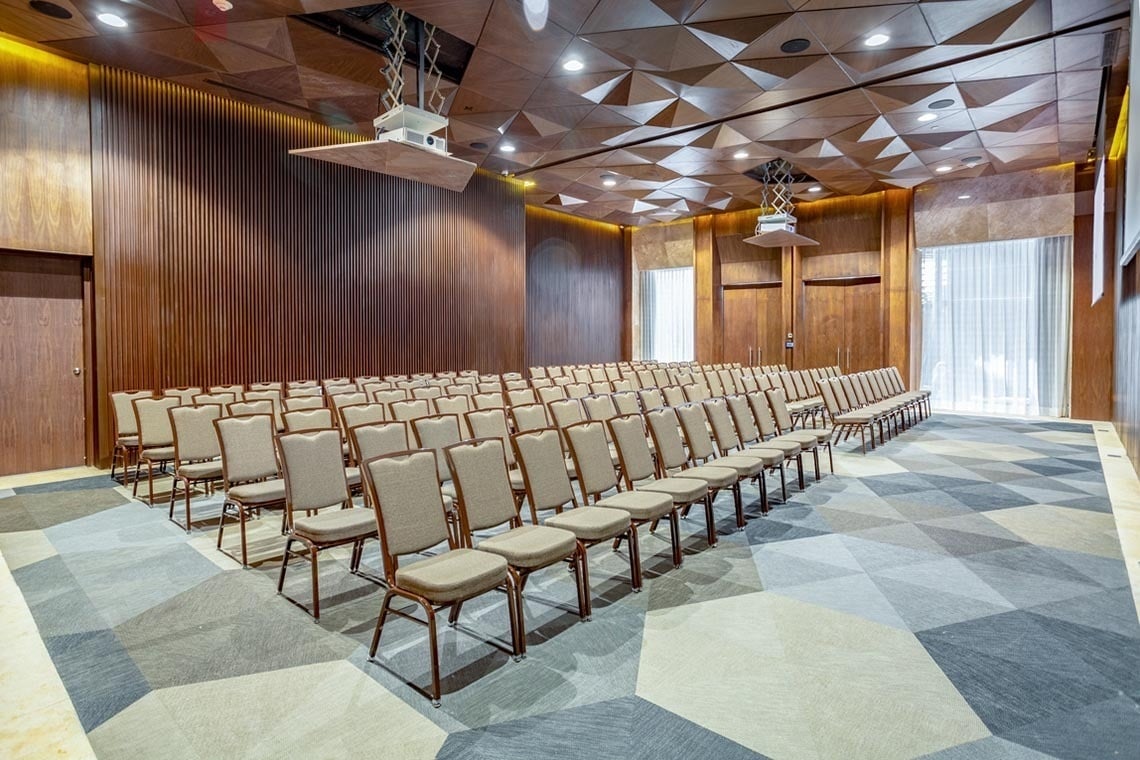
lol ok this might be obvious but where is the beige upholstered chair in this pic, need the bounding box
[287,380,319,390]
[411,415,464,495]
[132,396,182,504]
[744,392,807,494]
[361,449,517,707]
[372,388,408,407]
[214,414,286,566]
[662,386,686,407]
[389,398,431,423]
[243,390,285,431]
[637,388,664,411]
[110,390,152,484]
[283,408,335,432]
[509,403,549,433]
[193,392,236,407]
[608,414,716,557]
[347,421,409,467]
[765,389,832,476]
[703,397,785,513]
[464,409,527,504]
[284,396,325,412]
[536,385,566,405]
[563,421,677,568]
[209,384,244,401]
[412,386,444,401]
[611,391,641,416]
[168,404,224,531]
[445,438,587,657]
[472,391,506,410]
[163,387,201,406]
[433,395,473,438]
[287,386,323,398]
[338,404,388,455]
[249,382,283,392]
[226,399,273,418]
[725,395,793,500]
[276,429,378,620]
[512,429,637,593]
[506,388,537,407]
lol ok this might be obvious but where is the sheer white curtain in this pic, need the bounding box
[920,235,1072,417]
[641,267,694,362]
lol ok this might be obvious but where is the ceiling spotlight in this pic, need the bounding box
[733,150,749,159]
[500,143,516,154]
[212,0,232,9]
[935,165,953,173]
[780,38,811,54]
[929,98,955,110]
[958,194,972,200]
[808,185,822,193]
[917,113,937,123]
[601,174,617,187]
[29,0,73,19]
[96,11,127,26]
[864,33,890,47]
[939,145,952,150]
[562,58,584,72]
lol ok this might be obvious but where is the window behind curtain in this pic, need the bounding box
[640,267,694,362]
[920,235,1073,417]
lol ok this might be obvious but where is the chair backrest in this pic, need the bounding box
[512,428,575,513]
[612,391,641,416]
[547,398,584,430]
[277,429,349,516]
[473,391,505,410]
[717,369,737,395]
[163,387,201,406]
[503,379,529,391]
[572,368,592,383]
[284,396,325,411]
[506,388,537,406]
[348,421,409,464]
[243,390,284,429]
[705,371,724,397]
[215,414,278,485]
[765,389,797,433]
[111,390,152,437]
[651,368,670,387]
[170,405,222,462]
[411,386,443,401]
[607,414,657,484]
[840,376,864,407]
[645,407,689,472]
[227,399,273,418]
[662,386,686,407]
[330,392,368,409]
[287,386,323,398]
[445,438,520,533]
[287,380,318,389]
[209,384,244,401]
[249,382,282,392]
[747,391,779,438]
[389,398,431,422]
[372,389,408,406]
[363,450,452,566]
[792,371,811,399]
[339,403,387,431]
[465,408,515,466]
[588,381,613,395]
[194,392,235,407]
[536,385,566,405]
[817,378,843,416]
[683,384,709,403]
[703,397,742,454]
[636,370,656,388]
[675,403,717,462]
[726,394,761,445]
[510,403,549,432]
[638,388,664,411]
[411,415,463,482]
[564,382,589,399]
[611,378,633,392]
[134,396,181,447]
[756,374,773,391]
[283,408,335,432]
[582,394,618,423]
[564,421,618,499]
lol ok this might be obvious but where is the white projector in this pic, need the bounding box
[756,212,797,234]
[373,105,449,157]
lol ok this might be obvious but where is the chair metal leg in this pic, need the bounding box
[732,482,744,530]
[277,537,293,593]
[424,602,442,707]
[667,508,682,567]
[760,471,770,514]
[703,495,717,547]
[369,589,395,659]
[812,449,821,481]
[779,463,787,500]
[448,600,463,627]
[507,568,527,659]
[575,542,591,620]
[309,545,321,621]
[627,525,643,592]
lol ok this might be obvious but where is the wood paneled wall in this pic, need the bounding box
[1072,160,1115,421]
[90,67,526,462]
[525,206,625,368]
[0,38,92,255]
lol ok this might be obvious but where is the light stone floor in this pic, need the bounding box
[2,417,1140,759]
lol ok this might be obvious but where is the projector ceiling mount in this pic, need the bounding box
[743,159,820,248]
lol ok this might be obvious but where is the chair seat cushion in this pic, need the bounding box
[141,446,175,462]
[293,507,376,544]
[478,525,577,569]
[711,455,765,478]
[761,438,803,456]
[740,446,785,466]
[395,548,507,604]
[809,427,834,443]
[345,467,361,487]
[595,490,673,520]
[546,506,630,541]
[117,436,139,447]
[677,465,737,489]
[835,412,876,423]
[509,468,525,492]
[778,431,821,446]
[637,476,707,504]
[228,479,286,505]
[178,460,223,480]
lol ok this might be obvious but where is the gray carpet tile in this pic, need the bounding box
[45,628,151,732]
[0,488,129,532]
[14,475,120,494]
[999,695,1140,760]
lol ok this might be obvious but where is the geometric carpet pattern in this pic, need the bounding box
[1,415,1137,759]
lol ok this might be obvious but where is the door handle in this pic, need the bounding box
[846,347,851,369]
[748,347,752,365]
[836,347,841,369]
[756,346,761,365]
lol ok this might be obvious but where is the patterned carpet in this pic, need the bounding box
[1,414,1138,759]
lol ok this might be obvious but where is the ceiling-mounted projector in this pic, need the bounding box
[373,104,449,157]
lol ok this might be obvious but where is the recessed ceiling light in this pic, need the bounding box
[29,0,73,19]
[917,113,937,123]
[939,145,952,150]
[780,38,811,54]
[470,141,488,150]
[929,98,955,110]
[562,58,584,72]
[961,155,983,164]
[602,174,617,187]
[500,143,516,154]
[96,11,127,26]
[733,150,749,159]
[808,185,822,192]
[935,165,953,173]
[864,33,890,47]
[958,194,971,200]
[212,0,232,10]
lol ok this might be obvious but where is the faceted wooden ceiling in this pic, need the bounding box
[1,0,1128,226]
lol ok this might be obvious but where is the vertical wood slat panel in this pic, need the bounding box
[92,67,525,463]
[524,206,624,369]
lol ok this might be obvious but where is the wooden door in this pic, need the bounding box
[722,288,758,365]
[755,286,784,368]
[0,253,85,475]
[844,280,883,372]
[802,282,846,369]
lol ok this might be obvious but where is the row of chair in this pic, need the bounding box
[817,368,931,452]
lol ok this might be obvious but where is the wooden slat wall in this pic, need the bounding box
[1072,161,1115,421]
[524,206,625,368]
[0,39,92,255]
[91,67,525,462]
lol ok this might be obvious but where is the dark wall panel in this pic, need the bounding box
[525,206,624,368]
[91,67,525,461]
